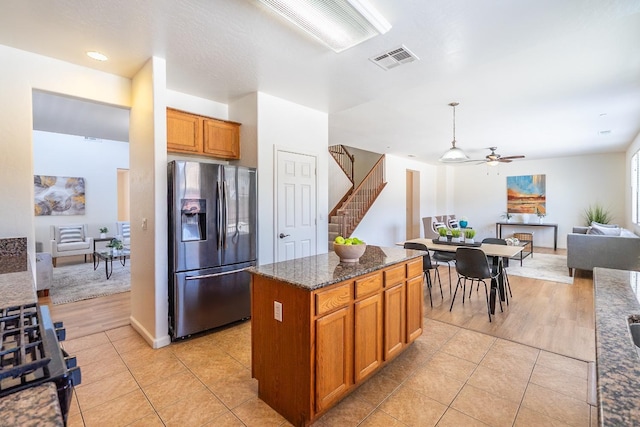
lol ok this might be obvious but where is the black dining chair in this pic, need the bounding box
[481,237,513,304]
[404,242,443,307]
[450,247,501,322]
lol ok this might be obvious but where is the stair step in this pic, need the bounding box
[329,223,341,233]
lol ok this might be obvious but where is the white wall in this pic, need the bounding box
[166,90,228,119]
[257,92,329,264]
[0,44,130,275]
[229,92,258,169]
[129,56,170,348]
[32,131,129,248]
[349,146,383,187]
[626,131,640,234]
[353,155,439,247]
[328,157,352,212]
[451,153,626,248]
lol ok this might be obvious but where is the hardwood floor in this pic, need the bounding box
[425,247,596,362]
[37,254,131,340]
[38,247,595,363]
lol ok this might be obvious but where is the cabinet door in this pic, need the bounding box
[354,293,382,382]
[315,306,352,413]
[384,283,405,360]
[406,275,424,343]
[203,118,240,159]
[167,109,202,153]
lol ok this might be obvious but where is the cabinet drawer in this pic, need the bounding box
[315,283,352,316]
[355,273,382,299]
[406,258,423,279]
[384,265,405,287]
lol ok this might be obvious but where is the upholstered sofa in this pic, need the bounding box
[567,226,640,276]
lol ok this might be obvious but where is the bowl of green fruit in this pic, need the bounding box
[333,236,367,263]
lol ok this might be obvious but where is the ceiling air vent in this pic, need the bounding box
[369,45,419,70]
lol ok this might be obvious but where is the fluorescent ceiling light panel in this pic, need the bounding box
[257,0,391,52]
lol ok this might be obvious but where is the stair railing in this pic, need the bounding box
[337,155,386,237]
[329,145,354,183]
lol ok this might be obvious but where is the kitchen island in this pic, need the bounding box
[250,245,425,426]
[593,268,640,425]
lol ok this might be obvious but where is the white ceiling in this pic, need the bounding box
[3,0,640,163]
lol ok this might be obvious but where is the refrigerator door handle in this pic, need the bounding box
[223,181,229,249]
[217,181,223,249]
[185,267,252,280]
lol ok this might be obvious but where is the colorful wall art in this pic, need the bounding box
[507,174,546,214]
[34,175,85,216]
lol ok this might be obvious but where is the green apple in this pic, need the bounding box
[334,236,345,244]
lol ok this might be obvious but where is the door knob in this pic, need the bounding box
[279,233,290,239]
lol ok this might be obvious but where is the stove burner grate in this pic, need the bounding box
[0,304,51,385]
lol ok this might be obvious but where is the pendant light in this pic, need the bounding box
[439,102,470,163]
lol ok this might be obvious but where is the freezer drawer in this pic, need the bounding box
[171,264,252,340]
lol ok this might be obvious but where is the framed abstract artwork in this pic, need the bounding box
[507,174,546,214]
[34,175,85,216]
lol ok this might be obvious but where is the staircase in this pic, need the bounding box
[328,146,387,246]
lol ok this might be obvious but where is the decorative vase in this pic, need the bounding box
[521,214,530,224]
[452,237,461,243]
[459,220,468,228]
[439,236,447,242]
[466,238,474,244]
[100,233,106,238]
[538,217,544,224]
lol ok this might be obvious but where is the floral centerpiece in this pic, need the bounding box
[106,238,124,251]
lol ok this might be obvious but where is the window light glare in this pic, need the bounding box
[86,51,108,61]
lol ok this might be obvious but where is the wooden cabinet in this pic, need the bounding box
[315,306,352,412]
[251,257,423,427]
[166,108,240,159]
[353,272,383,383]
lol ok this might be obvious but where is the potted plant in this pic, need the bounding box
[106,237,124,253]
[584,203,612,226]
[464,228,476,243]
[99,227,109,238]
[536,207,546,224]
[450,228,461,243]
[501,212,513,223]
[437,227,448,242]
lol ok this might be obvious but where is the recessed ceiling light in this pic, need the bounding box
[408,154,415,158]
[599,130,612,135]
[256,0,391,52]
[86,51,108,61]
[599,113,608,117]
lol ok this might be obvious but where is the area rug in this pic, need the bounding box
[506,253,573,284]
[50,261,130,304]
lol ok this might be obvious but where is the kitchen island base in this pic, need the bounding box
[250,247,424,426]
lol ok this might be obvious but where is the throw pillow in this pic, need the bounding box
[589,222,621,236]
[592,221,618,228]
[59,226,83,243]
[432,221,445,233]
[122,223,130,238]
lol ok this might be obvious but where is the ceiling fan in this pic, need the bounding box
[478,147,525,165]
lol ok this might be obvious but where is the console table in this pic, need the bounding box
[496,222,559,250]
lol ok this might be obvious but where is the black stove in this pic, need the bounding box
[0,303,80,424]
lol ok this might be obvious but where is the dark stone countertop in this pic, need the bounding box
[249,245,425,291]
[593,268,640,426]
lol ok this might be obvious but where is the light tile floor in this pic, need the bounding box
[63,318,597,427]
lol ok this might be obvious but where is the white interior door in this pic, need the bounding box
[276,150,317,262]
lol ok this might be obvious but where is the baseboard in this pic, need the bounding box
[129,315,171,349]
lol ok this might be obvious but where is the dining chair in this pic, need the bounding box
[450,247,501,322]
[432,223,455,292]
[481,237,513,304]
[404,242,443,307]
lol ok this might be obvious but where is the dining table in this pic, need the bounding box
[402,238,524,314]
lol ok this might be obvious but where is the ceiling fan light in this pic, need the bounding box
[439,146,469,163]
[487,160,499,166]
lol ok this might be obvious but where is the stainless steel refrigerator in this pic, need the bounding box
[168,160,257,340]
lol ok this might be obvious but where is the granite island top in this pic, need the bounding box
[593,268,640,425]
[0,268,37,308]
[249,245,425,291]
